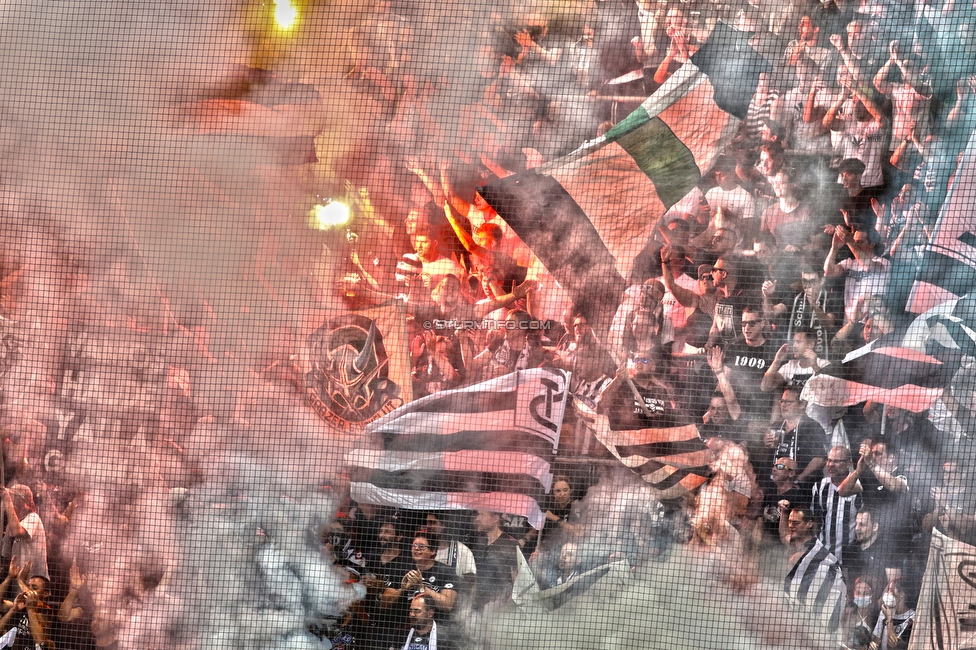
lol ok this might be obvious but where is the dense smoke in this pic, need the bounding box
[0,1,360,649]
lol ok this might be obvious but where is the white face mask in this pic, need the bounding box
[853,595,874,608]
[882,593,898,608]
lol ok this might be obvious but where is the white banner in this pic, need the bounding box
[910,528,976,650]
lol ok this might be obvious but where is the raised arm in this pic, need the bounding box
[660,246,700,309]
[707,346,741,421]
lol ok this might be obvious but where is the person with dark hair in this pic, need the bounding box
[782,259,843,361]
[761,168,819,252]
[363,519,412,649]
[707,256,762,346]
[843,623,875,650]
[872,578,915,649]
[845,509,904,592]
[412,226,463,291]
[843,576,882,634]
[395,533,458,615]
[824,79,888,190]
[839,439,914,554]
[378,532,457,649]
[834,158,885,228]
[400,593,454,650]
[519,476,580,554]
[470,510,518,608]
[824,224,890,324]
[424,512,476,581]
[705,155,757,225]
[715,307,780,420]
[783,507,847,630]
[781,506,821,551]
[0,566,52,650]
[761,328,829,393]
[464,309,553,381]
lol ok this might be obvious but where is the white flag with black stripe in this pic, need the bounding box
[784,538,847,633]
[346,368,569,530]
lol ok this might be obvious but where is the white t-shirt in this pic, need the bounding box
[705,185,756,221]
[435,540,477,577]
[837,112,887,187]
[777,358,829,385]
[11,512,48,581]
[839,256,891,322]
[662,273,699,330]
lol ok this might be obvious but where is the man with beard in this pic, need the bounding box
[399,594,454,650]
[812,446,860,564]
[838,440,912,549]
[760,456,808,540]
[844,509,902,589]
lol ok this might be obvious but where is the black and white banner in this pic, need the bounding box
[346,368,568,530]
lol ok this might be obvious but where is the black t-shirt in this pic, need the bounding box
[844,535,903,587]
[392,561,458,622]
[772,417,827,482]
[712,291,756,345]
[368,552,413,590]
[471,533,519,608]
[859,466,914,544]
[759,483,810,539]
[403,622,455,650]
[364,553,413,643]
[604,379,687,431]
[724,337,780,416]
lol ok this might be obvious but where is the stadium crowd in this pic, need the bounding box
[3,0,976,649]
[325,0,976,647]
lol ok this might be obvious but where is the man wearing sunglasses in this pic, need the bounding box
[758,456,808,540]
[713,307,780,420]
[763,387,828,487]
[708,256,764,347]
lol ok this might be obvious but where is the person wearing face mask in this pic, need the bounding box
[843,576,881,633]
[872,578,915,649]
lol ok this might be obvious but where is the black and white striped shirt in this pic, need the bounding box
[812,478,860,564]
[785,538,847,633]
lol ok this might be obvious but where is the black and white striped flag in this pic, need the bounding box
[346,368,568,530]
[784,538,847,633]
[800,336,953,413]
[578,402,711,500]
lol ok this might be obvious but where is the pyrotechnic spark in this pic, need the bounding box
[274,0,298,30]
[310,200,350,230]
